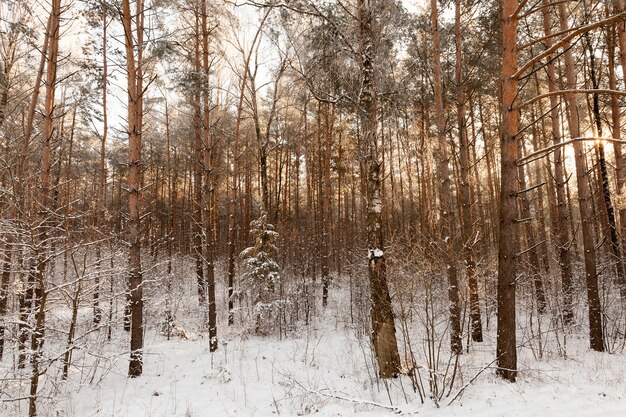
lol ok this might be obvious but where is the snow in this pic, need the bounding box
[370,200,382,214]
[2,278,626,417]
[44,325,626,417]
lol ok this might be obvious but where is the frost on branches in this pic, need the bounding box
[239,213,286,334]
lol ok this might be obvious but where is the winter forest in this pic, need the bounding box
[2,0,626,415]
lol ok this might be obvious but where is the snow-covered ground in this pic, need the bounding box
[2,271,626,417]
[55,322,626,417]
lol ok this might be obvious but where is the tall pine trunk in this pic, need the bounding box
[121,0,145,377]
[558,1,604,352]
[497,0,520,382]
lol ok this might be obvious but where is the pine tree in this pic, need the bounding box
[240,213,283,333]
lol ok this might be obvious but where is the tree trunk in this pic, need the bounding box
[497,0,519,382]
[613,0,626,299]
[558,1,604,352]
[358,0,400,378]
[193,8,206,308]
[121,0,145,377]
[320,101,332,307]
[94,0,109,327]
[454,0,482,343]
[30,0,61,413]
[539,0,576,321]
[516,138,547,314]
[586,30,626,302]
[201,0,217,351]
[62,254,83,380]
[228,10,270,326]
[0,247,9,360]
[431,0,462,354]
[164,98,174,340]
[608,19,626,302]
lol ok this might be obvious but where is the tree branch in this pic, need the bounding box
[518,136,626,164]
[516,89,626,110]
[513,11,626,80]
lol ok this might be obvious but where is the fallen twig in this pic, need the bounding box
[447,357,499,406]
[287,373,403,413]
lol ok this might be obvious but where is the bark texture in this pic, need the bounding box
[121,0,145,377]
[497,0,519,382]
[358,0,401,378]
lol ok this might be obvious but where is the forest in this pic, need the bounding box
[1,0,626,416]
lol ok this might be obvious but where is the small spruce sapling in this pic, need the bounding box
[240,213,283,333]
